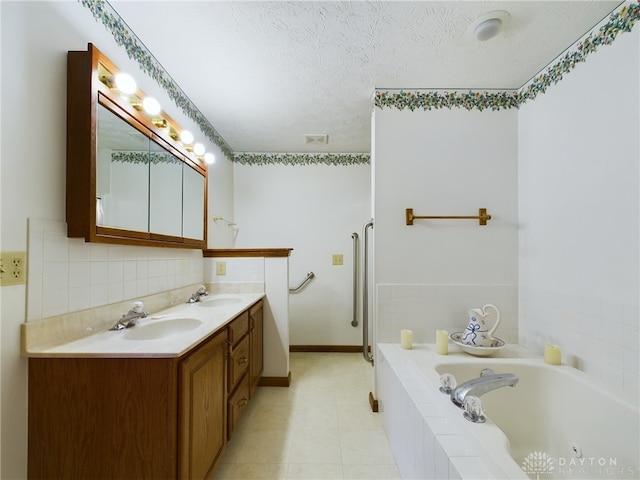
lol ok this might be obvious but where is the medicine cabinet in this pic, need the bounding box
[67,43,207,248]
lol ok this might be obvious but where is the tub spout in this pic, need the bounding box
[451,372,519,408]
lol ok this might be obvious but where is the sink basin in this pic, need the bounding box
[198,297,242,308]
[123,317,201,341]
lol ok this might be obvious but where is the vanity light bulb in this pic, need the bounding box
[180,130,194,145]
[114,72,137,95]
[193,143,205,156]
[204,152,216,164]
[142,97,161,116]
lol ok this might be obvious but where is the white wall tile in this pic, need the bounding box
[27,219,205,321]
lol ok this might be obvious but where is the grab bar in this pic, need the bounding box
[351,233,359,327]
[362,220,374,365]
[289,271,315,293]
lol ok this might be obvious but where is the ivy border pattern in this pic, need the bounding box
[80,1,638,165]
[234,153,370,166]
[80,0,235,161]
[375,2,639,112]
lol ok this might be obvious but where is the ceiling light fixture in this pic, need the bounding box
[470,10,510,42]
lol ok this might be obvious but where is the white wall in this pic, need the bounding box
[373,108,520,344]
[233,164,371,346]
[0,3,234,478]
[518,28,639,401]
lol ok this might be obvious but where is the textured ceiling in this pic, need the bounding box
[109,1,621,154]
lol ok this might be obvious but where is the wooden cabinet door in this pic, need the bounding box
[179,330,227,480]
[250,301,264,395]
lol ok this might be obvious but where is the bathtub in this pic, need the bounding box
[376,343,640,479]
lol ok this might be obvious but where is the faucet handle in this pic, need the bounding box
[463,395,486,423]
[439,373,457,394]
[130,301,144,313]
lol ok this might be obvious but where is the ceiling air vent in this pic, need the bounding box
[304,134,329,145]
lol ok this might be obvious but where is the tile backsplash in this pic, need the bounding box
[376,284,518,345]
[27,218,204,321]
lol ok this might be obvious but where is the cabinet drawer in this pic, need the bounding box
[228,335,249,393]
[227,374,250,440]
[228,311,249,346]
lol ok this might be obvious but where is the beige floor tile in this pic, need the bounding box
[342,463,401,479]
[228,463,288,479]
[292,403,340,431]
[288,429,343,464]
[337,404,384,431]
[235,430,292,464]
[216,353,399,478]
[339,431,397,465]
[286,463,344,479]
[247,403,296,431]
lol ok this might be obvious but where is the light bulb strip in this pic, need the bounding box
[96,59,212,169]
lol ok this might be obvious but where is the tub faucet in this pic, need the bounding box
[187,285,209,303]
[109,301,149,330]
[450,369,519,408]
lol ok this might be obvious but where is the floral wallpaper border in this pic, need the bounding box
[376,2,639,112]
[80,0,235,161]
[81,0,638,166]
[234,152,370,166]
[111,151,182,165]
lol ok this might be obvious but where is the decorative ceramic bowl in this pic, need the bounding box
[449,332,506,357]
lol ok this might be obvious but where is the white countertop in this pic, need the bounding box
[24,293,264,358]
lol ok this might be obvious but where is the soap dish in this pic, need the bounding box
[449,332,506,357]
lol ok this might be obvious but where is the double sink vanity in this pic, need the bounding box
[25,292,265,479]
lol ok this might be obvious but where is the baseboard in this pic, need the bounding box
[290,345,364,353]
[257,371,291,387]
[369,391,379,412]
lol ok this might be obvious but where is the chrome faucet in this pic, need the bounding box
[187,285,209,303]
[109,301,149,330]
[450,368,519,408]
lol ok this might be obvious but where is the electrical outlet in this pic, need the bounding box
[216,261,227,276]
[0,251,27,286]
[332,254,344,266]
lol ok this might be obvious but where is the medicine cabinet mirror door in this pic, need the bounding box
[182,165,206,242]
[96,102,150,233]
[149,139,183,238]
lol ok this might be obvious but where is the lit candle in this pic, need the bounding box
[436,329,449,355]
[400,329,413,349]
[544,344,562,365]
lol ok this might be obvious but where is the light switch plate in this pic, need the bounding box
[216,261,227,276]
[332,254,343,266]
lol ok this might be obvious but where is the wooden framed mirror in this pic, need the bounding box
[67,43,207,248]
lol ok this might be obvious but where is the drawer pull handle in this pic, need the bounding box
[238,398,248,407]
[238,357,248,365]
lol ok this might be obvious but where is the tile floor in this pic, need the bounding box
[213,352,401,479]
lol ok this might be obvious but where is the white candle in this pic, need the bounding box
[544,344,561,365]
[400,329,413,349]
[436,329,448,355]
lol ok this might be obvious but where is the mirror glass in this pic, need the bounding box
[149,140,183,237]
[96,103,150,232]
[183,165,205,240]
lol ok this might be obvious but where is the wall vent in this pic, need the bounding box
[304,134,329,145]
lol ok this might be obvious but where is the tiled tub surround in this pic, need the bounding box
[519,287,639,403]
[27,218,205,321]
[22,288,263,357]
[376,343,640,480]
[376,284,518,345]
